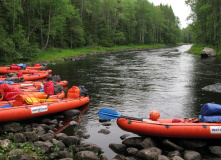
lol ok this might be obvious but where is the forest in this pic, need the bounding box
[186,0,221,49]
[0,0,182,63]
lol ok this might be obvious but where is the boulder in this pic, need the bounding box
[183,150,201,160]
[135,147,162,160]
[74,151,99,160]
[201,47,216,58]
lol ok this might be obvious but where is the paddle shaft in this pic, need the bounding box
[120,116,143,121]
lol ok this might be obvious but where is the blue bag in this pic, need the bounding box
[200,115,221,122]
[200,103,221,116]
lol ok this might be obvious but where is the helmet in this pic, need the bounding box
[149,110,160,121]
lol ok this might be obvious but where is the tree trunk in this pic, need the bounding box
[39,4,51,54]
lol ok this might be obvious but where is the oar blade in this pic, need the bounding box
[99,108,121,119]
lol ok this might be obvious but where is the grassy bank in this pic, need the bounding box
[34,44,173,62]
[188,44,221,55]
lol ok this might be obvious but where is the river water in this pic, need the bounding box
[48,45,221,159]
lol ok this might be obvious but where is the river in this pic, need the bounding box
[48,45,221,159]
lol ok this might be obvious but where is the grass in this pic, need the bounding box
[188,44,221,55]
[34,44,174,62]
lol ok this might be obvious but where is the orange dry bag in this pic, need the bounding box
[67,86,80,98]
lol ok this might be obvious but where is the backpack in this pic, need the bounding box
[44,81,54,95]
[79,85,88,97]
[52,75,61,82]
[54,83,63,94]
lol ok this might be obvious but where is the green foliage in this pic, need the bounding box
[186,0,221,49]
[0,0,183,64]
[188,43,221,56]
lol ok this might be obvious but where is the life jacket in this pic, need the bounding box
[44,81,54,95]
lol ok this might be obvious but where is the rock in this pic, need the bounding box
[34,141,53,153]
[126,147,139,156]
[76,142,102,153]
[135,147,162,160]
[82,133,90,139]
[169,49,179,52]
[202,83,221,93]
[76,129,84,137]
[23,132,39,142]
[99,118,111,123]
[41,118,52,124]
[179,139,207,149]
[48,124,57,131]
[49,150,71,159]
[201,47,216,58]
[40,133,54,141]
[13,133,26,143]
[34,125,45,137]
[70,121,78,126]
[172,156,184,160]
[109,143,126,153]
[167,150,181,158]
[162,139,184,151]
[75,151,99,160]
[209,146,221,157]
[120,134,130,140]
[183,150,201,160]
[158,155,170,160]
[8,149,24,156]
[122,137,144,148]
[100,154,109,160]
[140,138,157,149]
[24,124,32,132]
[112,154,130,160]
[0,139,11,148]
[3,122,21,132]
[11,155,32,160]
[52,139,65,151]
[101,122,112,126]
[63,109,80,118]
[54,133,68,140]
[62,136,81,146]
[98,129,110,135]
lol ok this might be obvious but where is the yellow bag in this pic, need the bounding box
[25,97,40,104]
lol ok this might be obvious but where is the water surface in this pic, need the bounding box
[48,45,221,159]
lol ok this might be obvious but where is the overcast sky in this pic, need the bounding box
[148,0,192,28]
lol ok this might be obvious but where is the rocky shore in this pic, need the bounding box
[0,105,109,160]
[2,106,221,160]
[98,118,221,160]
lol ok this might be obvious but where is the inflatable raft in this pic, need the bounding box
[0,96,89,122]
[0,72,49,81]
[117,117,221,139]
[99,108,221,139]
[0,67,52,74]
[0,85,89,122]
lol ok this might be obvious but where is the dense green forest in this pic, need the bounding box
[0,0,183,63]
[186,0,221,49]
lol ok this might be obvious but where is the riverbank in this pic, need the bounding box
[188,44,221,55]
[34,44,179,63]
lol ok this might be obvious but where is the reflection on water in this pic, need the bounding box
[48,45,221,159]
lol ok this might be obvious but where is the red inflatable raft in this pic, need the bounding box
[98,108,221,139]
[0,67,52,74]
[0,72,49,81]
[117,118,221,139]
[0,86,89,122]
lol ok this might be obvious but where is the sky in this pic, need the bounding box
[148,0,192,28]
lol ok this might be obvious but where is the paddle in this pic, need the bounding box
[98,108,143,121]
[1,105,13,108]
